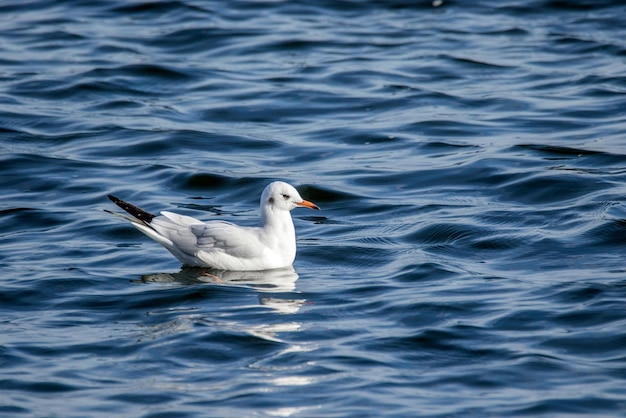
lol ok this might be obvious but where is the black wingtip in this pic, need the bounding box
[107,194,156,223]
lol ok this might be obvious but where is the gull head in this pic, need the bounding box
[262,181,320,212]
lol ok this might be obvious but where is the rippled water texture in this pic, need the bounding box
[2,0,626,416]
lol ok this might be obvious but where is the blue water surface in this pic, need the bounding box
[1,0,626,416]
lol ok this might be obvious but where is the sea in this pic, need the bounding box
[1,0,626,417]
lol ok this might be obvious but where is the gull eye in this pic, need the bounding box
[281,193,290,200]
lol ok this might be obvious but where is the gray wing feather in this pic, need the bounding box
[154,211,264,259]
[192,223,265,258]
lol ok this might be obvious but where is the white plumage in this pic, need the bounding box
[107,181,320,270]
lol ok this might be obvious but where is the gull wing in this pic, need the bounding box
[152,211,266,260]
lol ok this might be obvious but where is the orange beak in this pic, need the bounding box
[297,199,320,211]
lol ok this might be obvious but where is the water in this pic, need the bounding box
[1,0,626,416]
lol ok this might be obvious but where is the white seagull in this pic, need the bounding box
[106,181,320,271]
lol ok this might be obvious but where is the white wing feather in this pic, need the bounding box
[148,211,267,268]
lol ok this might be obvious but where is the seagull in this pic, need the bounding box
[106,181,320,271]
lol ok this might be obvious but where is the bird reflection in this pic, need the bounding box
[139,266,304,314]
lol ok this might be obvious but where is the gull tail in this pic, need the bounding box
[106,195,187,263]
[105,195,156,225]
